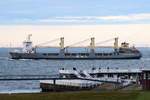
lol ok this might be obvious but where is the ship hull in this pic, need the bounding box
[9,52,142,60]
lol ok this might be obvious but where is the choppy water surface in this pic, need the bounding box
[0,48,150,93]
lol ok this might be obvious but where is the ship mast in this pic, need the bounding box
[60,37,64,50]
[90,37,95,54]
[59,37,65,55]
[114,37,119,52]
[90,37,95,49]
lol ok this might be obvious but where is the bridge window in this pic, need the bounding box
[97,74,104,78]
[108,74,113,78]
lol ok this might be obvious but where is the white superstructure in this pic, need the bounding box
[22,34,34,53]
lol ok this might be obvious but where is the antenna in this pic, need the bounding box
[27,34,32,41]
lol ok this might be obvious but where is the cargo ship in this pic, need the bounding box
[9,34,142,59]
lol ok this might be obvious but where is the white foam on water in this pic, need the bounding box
[0,89,41,94]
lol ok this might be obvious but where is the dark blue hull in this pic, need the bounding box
[9,52,142,60]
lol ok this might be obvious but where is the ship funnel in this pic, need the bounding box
[60,37,64,50]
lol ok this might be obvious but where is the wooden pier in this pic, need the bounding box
[0,75,124,92]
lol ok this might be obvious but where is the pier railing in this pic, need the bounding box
[0,75,122,84]
[42,80,101,88]
[0,75,58,80]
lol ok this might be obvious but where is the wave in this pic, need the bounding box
[0,89,41,94]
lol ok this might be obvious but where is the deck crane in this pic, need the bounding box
[34,38,60,48]
[33,36,119,51]
[95,37,119,49]
[65,38,91,48]
[63,37,119,53]
[64,37,119,49]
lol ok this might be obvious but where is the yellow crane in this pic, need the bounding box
[34,37,119,50]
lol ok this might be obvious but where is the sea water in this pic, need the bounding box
[0,47,149,93]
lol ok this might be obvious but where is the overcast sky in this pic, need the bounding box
[0,0,150,47]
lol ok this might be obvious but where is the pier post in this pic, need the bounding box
[53,79,56,91]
